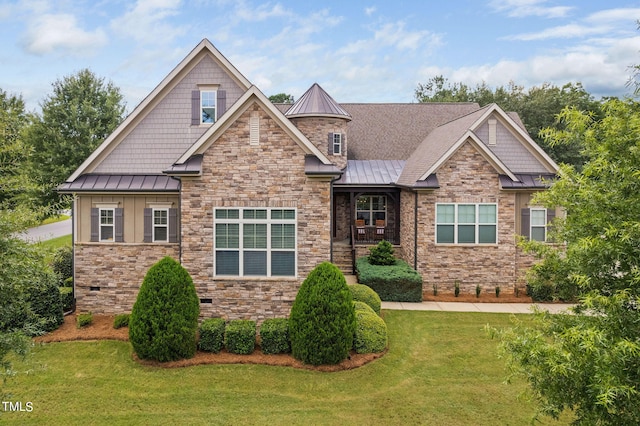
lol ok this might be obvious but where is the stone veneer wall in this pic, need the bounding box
[289,117,348,169]
[415,142,521,296]
[180,103,332,322]
[74,243,180,314]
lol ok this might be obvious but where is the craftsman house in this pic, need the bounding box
[60,39,558,319]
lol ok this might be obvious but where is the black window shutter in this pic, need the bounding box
[217,90,226,119]
[115,208,124,242]
[328,132,334,155]
[169,208,178,243]
[143,208,152,243]
[521,208,530,239]
[546,208,556,223]
[90,208,99,242]
[191,90,200,125]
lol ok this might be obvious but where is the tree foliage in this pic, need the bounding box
[496,99,640,424]
[289,262,356,365]
[129,257,200,362]
[268,93,294,103]
[25,69,125,209]
[415,76,602,168]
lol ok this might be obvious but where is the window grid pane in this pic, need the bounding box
[531,209,546,226]
[436,205,454,223]
[458,205,475,223]
[479,205,496,224]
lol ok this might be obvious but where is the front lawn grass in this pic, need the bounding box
[4,311,572,425]
[36,234,71,250]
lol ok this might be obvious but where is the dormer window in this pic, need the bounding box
[201,90,217,124]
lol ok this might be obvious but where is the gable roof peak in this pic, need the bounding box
[285,83,352,120]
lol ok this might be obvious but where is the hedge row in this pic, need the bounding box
[197,318,291,355]
[356,256,423,302]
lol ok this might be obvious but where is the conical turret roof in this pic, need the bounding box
[285,83,351,120]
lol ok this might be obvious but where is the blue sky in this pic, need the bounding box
[1,0,639,113]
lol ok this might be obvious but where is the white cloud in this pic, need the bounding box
[365,6,376,16]
[21,13,108,56]
[490,0,574,18]
[506,23,609,41]
[110,0,185,45]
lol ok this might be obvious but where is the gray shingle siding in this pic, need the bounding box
[94,54,246,174]
[475,118,549,174]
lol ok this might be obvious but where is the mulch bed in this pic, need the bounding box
[423,292,533,303]
[34,314,386,372]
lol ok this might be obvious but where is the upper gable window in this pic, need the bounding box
[201,90,217,124]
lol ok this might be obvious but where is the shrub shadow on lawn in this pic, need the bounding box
[35,314,386,372]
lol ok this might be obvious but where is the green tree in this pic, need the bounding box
[289,262,356,365]
[25,69,125,210]
[129,257,200,362]
[415,76,601,168]
[268,93,294,103]
[496,99,640,424]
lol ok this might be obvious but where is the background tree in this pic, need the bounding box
[268,93,294,103]
[25,69,126,210]
[496,99,640,424]
[415,76,602,168]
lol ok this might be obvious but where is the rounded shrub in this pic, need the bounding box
[51,245,73,286]
[354,310,388,354]
[129,257,200,362]
[289,262,356,365]
[225,320,256,355]
[368,240,396,266]
[349,284,382,315]
[353,300,375,315]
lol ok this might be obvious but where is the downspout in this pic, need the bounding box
[71,194,77,314]
[414,191,418,270]
[329,174,340,263]
[177,177,183,264]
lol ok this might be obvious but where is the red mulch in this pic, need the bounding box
[34,314,386,372]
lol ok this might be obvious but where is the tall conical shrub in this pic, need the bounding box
[289,262,356,365]
[129,257,200,362]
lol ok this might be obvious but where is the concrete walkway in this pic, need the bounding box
[381,301,574,314]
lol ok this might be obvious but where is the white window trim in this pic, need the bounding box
[213,208,297,278]
[200,89,217,124]
[435,203,498,245]
[530,207,547,242]
[99,208,115,242]
[333,133,342,155]
[152,208,169,242]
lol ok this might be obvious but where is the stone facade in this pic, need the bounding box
[74,243,180,314]
[289,116,348,169]
[180,102,332,321]
[413,141,524,296]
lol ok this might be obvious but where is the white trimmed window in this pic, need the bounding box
[99,208,114,242]
[530,208,547,242]
[214,208,296,277]
[436,203,497,244]
[333,133,342,154]
[201,90,217,124]
[153,209,168,242]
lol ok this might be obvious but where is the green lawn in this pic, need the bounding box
[3,311,572,425]
[36,234,72,250]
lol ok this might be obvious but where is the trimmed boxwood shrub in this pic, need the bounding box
[289,262,356,366]
[77,312,93,328]
[59,286,74,312]
[225,320,256,355]
[354,310,388,354]
[198,318,225,353]
[113,313,130,329]
[354,300,376,315]
[259,318,290,355]
[356,256,423,302]
[368,240,396,265]
[349,284,381,315]
[129,257,200,362]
